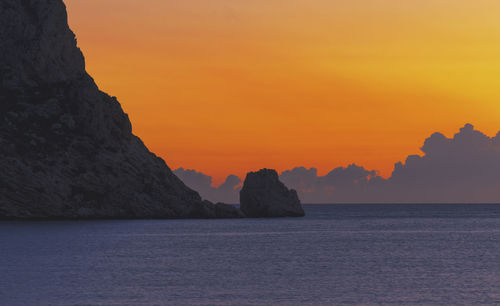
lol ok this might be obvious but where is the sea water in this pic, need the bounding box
[1,204,500,305]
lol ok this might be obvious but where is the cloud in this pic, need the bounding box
[281,124,500,203]
[173,168,241,203]
[175,124,500,204]
[280,164,385,203]
[387,123,500,202]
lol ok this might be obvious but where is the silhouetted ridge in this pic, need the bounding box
[0,0,241,219]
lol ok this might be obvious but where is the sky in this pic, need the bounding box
[176,124,500,204]
[65,0,500,185]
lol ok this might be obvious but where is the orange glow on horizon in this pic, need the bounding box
[65,0,500,185]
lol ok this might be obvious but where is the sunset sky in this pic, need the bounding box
[65,0,500,184]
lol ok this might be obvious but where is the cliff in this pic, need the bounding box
[0,0,242,219]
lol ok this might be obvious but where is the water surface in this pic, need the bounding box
[2,204,500,305]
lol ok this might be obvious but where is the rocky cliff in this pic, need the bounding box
[240,169,305,217]
[0,0,242,219]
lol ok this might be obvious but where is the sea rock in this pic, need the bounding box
[214,202,246,218]
[0,0,243,219]
[240,169,305,217]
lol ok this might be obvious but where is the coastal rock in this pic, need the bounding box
[0,0,243,219]
[240,169,305,217]
[214,202,246,218]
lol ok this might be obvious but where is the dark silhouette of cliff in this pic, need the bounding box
[240,169,305,217]
[0,0,242,219]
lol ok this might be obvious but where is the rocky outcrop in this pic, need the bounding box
[240,169,305,217]
[0,0,242,219]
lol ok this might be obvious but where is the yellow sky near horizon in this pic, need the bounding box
[65,0,500,185]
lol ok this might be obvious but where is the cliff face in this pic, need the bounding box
[0,0,242,219]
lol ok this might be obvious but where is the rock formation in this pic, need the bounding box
[0,0,243,219]
[240,169,305,217]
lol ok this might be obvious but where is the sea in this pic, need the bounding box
[1,204,500,305]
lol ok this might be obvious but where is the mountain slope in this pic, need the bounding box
[0,0,242,219]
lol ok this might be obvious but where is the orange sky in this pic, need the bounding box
[65,0,500,185]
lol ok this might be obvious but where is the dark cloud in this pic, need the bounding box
[173,168,241,203]
[282,124,500,203]
[387,124,500,202]
[175,124,500,203]
[280,165,385,203]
